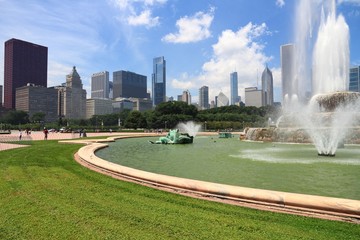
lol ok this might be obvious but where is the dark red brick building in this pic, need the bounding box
[4,38,48,109]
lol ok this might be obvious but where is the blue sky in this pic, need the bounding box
[0,0,359,103]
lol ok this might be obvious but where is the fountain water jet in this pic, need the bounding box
[176,121,201,138]
[248,0,360,157]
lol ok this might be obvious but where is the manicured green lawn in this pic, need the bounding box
[0,140,359,239]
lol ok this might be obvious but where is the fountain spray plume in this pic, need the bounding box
[281,0,359,156]
[176,121,201,137]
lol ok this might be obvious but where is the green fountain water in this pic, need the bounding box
[96,136,360,200]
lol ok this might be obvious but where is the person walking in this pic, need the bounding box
[43,127,49,140]
[19,129,22,141]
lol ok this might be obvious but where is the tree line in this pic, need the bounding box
[0,101,281,131]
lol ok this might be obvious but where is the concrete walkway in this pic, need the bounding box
[0,131,153,151]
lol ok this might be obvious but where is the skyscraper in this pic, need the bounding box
[349,66,360,92]
[261,65,274,106]
[91,71,109,99]
[199,86,209,110]
[57,66,87,119]
[245,87,262,107]
[217,91,229,107]
[152,56,166,106]
[16,84,58,122]
[230,72,239,105]
[181,90,191,105]
[4,38,48,109]
[113,70,147,98]
[281,44,295,101]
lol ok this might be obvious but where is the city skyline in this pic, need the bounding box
[1,0,360,104]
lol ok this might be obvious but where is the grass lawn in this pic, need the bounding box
[0,140,359,239]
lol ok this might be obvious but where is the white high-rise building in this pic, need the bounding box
[281,44,295,101]
[217,91,229,107]
[91,71,109,99]
[58,66,87,119]
[245,87,262,107]
[181,90,191,105]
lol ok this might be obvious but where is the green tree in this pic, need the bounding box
[31,112,46,123]
[155,101,198,117]
[1,110,29,125]
[124,111,146,129]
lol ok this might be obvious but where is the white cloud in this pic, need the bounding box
[162,7,215,43]
[196,22,273,102]
[271,67,282,88]
[171,76,195,90]
[112,0,166,28]
[276,0,285,8]
[127,10,160,27]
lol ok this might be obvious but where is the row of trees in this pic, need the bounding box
[0,101,281,131]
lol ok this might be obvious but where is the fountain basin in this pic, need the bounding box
[73,135,360,220]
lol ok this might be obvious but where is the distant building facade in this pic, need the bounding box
[245,87,262,107]
[0,85,2,107]
[109,81,113,99]
[113,70,147,99]
[112,98,134,113]
[57,66,87,119]
[91,71,109,99]
[4,38,48,109]
[131,98,153,112]
[281,44,295,101]
[199,86,209,110]
[261,65,274,106]
[152,56,166,106]
[349,66,360,92]
[230,72,239,105]
[216,92,229,107]
[181,90,191,105]
[86,98,113,119]
[15,84,58,122]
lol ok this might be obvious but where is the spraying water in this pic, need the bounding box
[176,121,201,137]
[281,0,360,156]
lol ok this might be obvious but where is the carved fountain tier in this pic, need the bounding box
[245,92,360,157]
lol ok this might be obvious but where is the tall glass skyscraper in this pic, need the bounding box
[230,72,238,105]
[349,66,360,92]
[261,65,274,106]
[152,56,166,106]
[4,38,48,109]
[113,70,147,98]
[199,86,209,110]
[91,71,109,99]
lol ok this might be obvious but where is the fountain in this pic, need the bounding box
[149,121,201,144]
[176,121,201,138]
[149,129,194,144]
[247,0,360,156]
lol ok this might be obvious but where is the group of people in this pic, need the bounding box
[18,127,49,141]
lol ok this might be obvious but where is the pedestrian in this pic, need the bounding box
[19,129,22,141]
[43,127,49,140]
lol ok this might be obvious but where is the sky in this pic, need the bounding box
[0,0,360,104]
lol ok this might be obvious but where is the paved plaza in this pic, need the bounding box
[0,131,127,151]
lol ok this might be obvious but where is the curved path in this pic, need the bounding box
[62,133,360,224]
